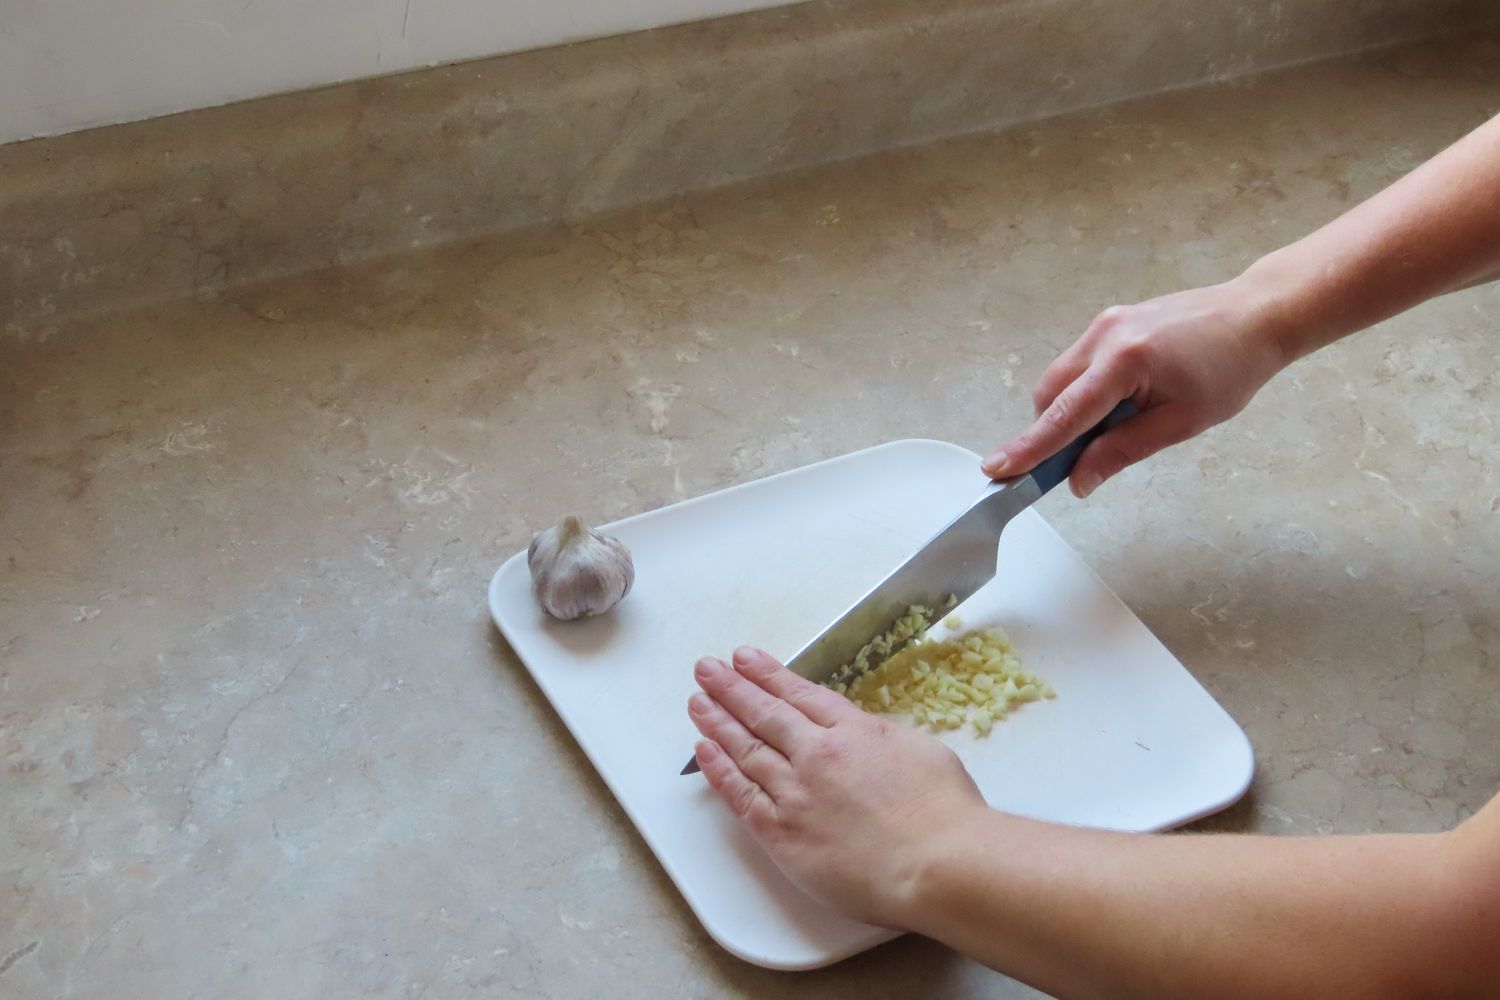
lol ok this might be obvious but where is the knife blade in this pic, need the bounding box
[681,399,1138,775]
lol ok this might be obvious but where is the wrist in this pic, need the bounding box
[1230,251,1322,369]
[881,802,1005,934]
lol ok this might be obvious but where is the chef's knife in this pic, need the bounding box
[681,399,1138,775]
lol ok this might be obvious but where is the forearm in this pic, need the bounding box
[1235,112,1500,364]
[900,809,1492,1000]
[1453,259,1500,293]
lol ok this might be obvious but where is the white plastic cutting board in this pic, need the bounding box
[488,440,1253,970]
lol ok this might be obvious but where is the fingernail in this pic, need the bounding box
[1077,472,1103,498]
[695,657,724,677]
[732,646,758,666]
[982,449,1009,474]
[688,693,711,713]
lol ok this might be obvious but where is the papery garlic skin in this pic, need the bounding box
[527,515,635,620]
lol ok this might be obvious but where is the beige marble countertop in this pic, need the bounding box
[4,34,1500,999]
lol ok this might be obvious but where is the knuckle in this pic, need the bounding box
[780,671,815,696]
[741,736,769,762]
[1092,304,1128,330]
[1111,334,1153,368]
[809,733,851,767]
[784,687,819,714]
[1041,391,1081,432]
[868,717,905,743]
[750,702,788,731]
[730,782,760,818]
[1032,377,1066,413]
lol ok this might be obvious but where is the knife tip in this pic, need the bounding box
[680,757,701,776]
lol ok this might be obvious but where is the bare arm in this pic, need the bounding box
[687,650,1500,999]
[983,112,1500,496]
[1248,110,1500,360]
[903,796,1500,1000]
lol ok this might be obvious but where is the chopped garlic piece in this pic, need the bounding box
[826,608,1054,737]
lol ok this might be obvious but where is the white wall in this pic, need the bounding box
[0,0,805,144]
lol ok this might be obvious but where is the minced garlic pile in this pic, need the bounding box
[826,608,1054,736]
[825,601,953,691]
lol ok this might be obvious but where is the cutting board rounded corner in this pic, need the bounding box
[1193,723,1257,826]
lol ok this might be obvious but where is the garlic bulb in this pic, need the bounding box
[527,515,635,621]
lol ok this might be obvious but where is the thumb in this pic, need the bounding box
[1068,404,1191,497]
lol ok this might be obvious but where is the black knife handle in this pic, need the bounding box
[1028,398,1140,496]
